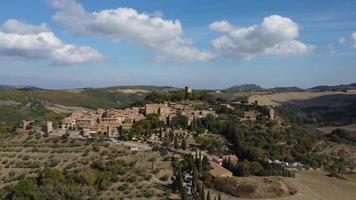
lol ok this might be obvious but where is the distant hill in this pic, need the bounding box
[223,84,265,92]
[308,83,356,92]
[223,84,304,93]
[105,85,178,91]
[223,83,356,93]
[0,85,15,91]
[0,85,45,91]
[0,85,179,109]
[15,86,45,91]
[268,87,304,92]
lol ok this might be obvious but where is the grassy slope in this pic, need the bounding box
[0,89,147,110]
[0,88,146,133]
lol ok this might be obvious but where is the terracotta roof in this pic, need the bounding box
[209,161,233,177]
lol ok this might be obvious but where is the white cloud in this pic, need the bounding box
[50,0,214,62]
[210,15,315,59]
[339,37,346,44]
[328,43,336,54]
[0,19,102,65]
[209,20,234,32]
[352,32,356,48]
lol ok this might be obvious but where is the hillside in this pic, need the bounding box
[308,83,356,92]
[0,88,147,110]
[0,85,15,91]
[223,84,304,93]
[223,84,265,92]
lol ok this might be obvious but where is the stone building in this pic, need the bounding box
[209,161,233,178]
[243,111,257,121]
[268,107,275,120]
[42,121,53,134]
[185,86,192,94]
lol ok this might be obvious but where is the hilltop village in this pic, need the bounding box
[58,87,274,139]
[3,86,356,200]
[61,102,217,138]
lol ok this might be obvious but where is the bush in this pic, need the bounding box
[35,133,42,140]
[45,159,60,167]
[152,168,160,174]
[143,188,154,198]
[126,175,137,183]
[82,149,90,157]
[22,155,30,161]
[117,183,129,191]
[159,175,169,182]
[144,174,152,181]
[8,171,15,177]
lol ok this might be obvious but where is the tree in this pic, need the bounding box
[192,165,199,194]
[199,183,206,200]
[181,187,189,200]
[150,158,156,170]
[249,161,263,175]
[206,191,211,200]
[181,138,187,150]
[202,155,210,173]
[174,136,179,150]
[218,193,222,200]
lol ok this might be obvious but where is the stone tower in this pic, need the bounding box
[46,121,53,133]
[185,86,192,94]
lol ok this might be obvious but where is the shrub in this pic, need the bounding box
[8,171,15,177]
[22,155,30,161]
[144,174,152,181]
[127,175,137,183]
[45,159,60,167]
[143,188,154,198]
[159,175,169,182]
[35,133,42,140]
[152,168,160,174]
[82,149,90,157]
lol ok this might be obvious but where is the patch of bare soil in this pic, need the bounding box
[317,123,356,136]
[116,89,149,94]
[207,176,297,199]
[209,170,356,200]
[248,91,356,107]
[45,104,94,114]
[314,141,356,168]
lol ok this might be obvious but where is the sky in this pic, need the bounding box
[0,0,356,89]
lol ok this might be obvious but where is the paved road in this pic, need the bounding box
[110,139,153,151]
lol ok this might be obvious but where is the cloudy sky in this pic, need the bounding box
[0,0,356,89]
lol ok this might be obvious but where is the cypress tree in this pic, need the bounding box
[192,165,198,193]
[199,183,205,200]
[206,191,211,200]
[201,183,205,200]
[181,138,187,150]
[174,136,179,150]
[199,150,203,173]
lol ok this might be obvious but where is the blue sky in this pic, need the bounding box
[0,0,355,89]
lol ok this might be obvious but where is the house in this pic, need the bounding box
[212,155,239,166]
[222,155,239,164]
[212,156,224,165]
[130,146,138,151]
[45,121,53,134]
[243,111,257,121]
[209,161,233,178]
[61,117,76,129]
[22,120,34,130]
